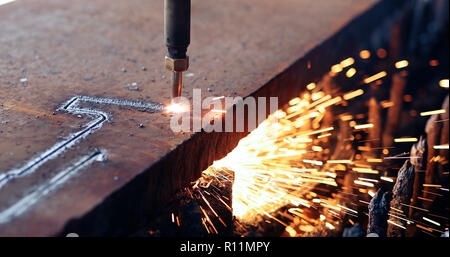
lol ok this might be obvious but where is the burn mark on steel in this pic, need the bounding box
[0,95,163,222]
[0,96,163,189]
[0,149,106,224]
[72,95,164,111]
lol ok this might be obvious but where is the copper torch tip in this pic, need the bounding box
[172,71,182,99]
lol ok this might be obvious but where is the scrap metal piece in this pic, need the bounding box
[343,223,366,237]
[368,189,391,237]
[388,160,414,237]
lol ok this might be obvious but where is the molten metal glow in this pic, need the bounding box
[352,167,379,174]
[381,101,394,108]
[193,51,446,237]
[331,64,343,73]
[423,217,440,226]
[359,50,371,59]
[380,176,394,182]
[343,89,364,100]
[395,60,409,69]
[363,71,387,84]
[207,87,345,222]
[166,103,187,113]
[433,144,449,149]
[340,57,355,68]
[420,109,445,116]
[353,123,374,129]
[346,68,357,78]
[394,137,418,143]
[439,79,449,88]
[306,83,316,90]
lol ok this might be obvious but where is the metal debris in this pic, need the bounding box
[124,82,139,91]
[368,189,391,237]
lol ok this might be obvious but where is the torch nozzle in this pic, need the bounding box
[172,71,183,99]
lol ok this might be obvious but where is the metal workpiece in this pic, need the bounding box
[0,0,390,236]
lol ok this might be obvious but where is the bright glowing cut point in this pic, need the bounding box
[166,103,187,113]
[439,79,449,88]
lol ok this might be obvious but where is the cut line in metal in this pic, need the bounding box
[0,95,163,189]
[0,95,163,223]
[0,149,106,224]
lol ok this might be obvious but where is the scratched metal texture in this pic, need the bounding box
[0,0,394,236]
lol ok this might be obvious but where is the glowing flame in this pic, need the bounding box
[166,103,187,113]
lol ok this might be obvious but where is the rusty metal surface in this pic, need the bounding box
[0,0,382,236]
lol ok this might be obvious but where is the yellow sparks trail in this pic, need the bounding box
[192,50,449,237]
